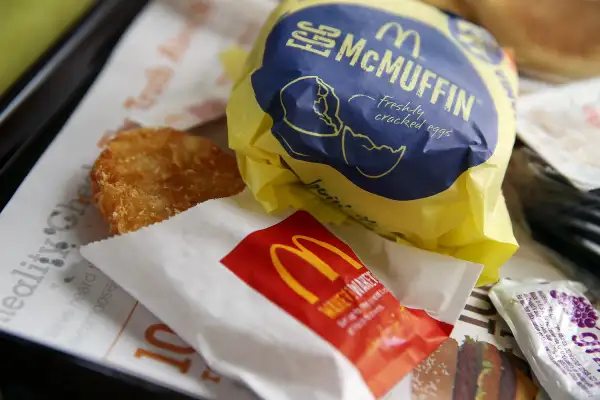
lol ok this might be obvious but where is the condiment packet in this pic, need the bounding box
[80,189,482,400]
[517,77,600,192]
[490,279,600,400]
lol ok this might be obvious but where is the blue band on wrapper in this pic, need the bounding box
[252,4,499,200]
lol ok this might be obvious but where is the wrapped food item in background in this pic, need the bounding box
[227,0,519,286]
[421,0,600,82]
[464,0,600,82]
[490,279,600,400]
[517,77,600,193]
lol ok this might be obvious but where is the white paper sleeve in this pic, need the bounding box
[517,77,600,191]
[81,189,482,400]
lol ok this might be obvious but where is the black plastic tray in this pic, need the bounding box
[0,1,194,398]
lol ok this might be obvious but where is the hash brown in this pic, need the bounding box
[91,127,245,234]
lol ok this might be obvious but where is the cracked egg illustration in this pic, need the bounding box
[278,76,406,179]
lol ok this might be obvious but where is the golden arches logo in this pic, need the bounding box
[375,22,421,58]
[269,235,364,304]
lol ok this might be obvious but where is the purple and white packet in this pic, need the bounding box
[490,279,600,400]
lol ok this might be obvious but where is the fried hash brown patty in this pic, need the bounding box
[91,127,245,234]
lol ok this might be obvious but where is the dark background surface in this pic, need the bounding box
[0,1,192,398]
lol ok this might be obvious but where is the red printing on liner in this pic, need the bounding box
[220,211,451,397]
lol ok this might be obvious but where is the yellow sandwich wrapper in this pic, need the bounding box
[226,0,518,285]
